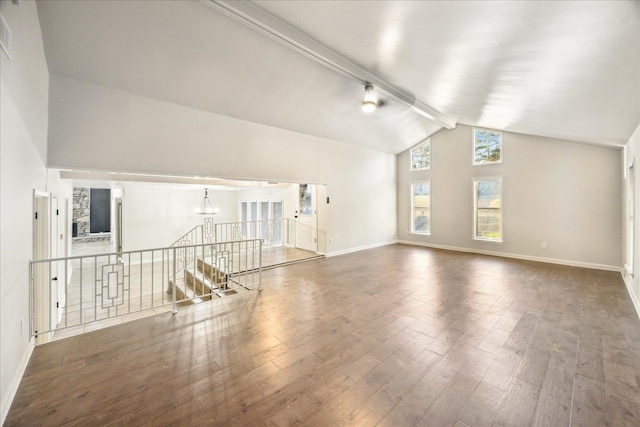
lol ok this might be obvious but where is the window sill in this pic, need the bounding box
[472,160,503,167]
[409,232,431,237]
[472,237,503,244]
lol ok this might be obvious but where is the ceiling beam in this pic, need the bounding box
[201,0,457,129]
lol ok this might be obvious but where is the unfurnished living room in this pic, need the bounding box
[1,0,639,425]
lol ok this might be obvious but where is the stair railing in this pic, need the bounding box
[212,218,294,247]
[29,239,263,344]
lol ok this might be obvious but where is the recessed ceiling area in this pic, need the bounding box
[36,1,639,153]
[59,170,296,190]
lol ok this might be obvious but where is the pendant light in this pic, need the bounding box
[198,188,218,215]
[362,83,377,113]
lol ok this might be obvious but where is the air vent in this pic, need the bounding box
[0,14,12,59]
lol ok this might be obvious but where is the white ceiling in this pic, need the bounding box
[59,170,295,190]
[36,1,639,153]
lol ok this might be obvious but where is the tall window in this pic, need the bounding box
[473,128,502,165]
[627,162,635,275]
[411,182,431,235]
[474,177,502,241]
[89,188,111,234]
[411,139,431,170]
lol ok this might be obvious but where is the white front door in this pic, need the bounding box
[296,184,317,252]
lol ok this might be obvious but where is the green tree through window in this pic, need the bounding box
[474,129,502,165]
[411,139,430,170]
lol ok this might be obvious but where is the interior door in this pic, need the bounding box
[249,201,258,238]
[50,197,60,325]
[271,201,283,245]
[260,201,270,243]
[34,194,53,344]
[296,184,317,252]
[57,198,69,322]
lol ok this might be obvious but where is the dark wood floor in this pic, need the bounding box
[6,244,640,426]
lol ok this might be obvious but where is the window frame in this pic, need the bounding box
[410,138,431,171]
[472,127,503,166]
[410,180,431,236]
[472,176,503,243]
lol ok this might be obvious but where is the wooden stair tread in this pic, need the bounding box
[185,268,219,291]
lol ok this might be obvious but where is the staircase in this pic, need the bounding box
[168,256,238,305]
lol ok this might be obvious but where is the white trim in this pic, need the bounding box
[326,240,398,258]
[1,340,34,425]
[398,240,622,272]
[626,160,635,277]
[472,237,503,244]
[472,127,503,166]
[621,272,640,319]
[625,264,634,276]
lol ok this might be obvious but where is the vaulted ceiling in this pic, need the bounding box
[36,0,639,154]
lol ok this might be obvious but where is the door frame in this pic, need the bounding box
[32,190,53,344]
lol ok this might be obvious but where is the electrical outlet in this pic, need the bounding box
[541,242,547,249]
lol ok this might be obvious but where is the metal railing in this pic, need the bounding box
[211,218,295,247]
[171,218,295,248]
[30,239,263,342]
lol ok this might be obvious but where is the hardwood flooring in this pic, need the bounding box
[50,246,319,342]
[6,244,640,426]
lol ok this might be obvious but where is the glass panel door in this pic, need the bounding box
[260,201,269,242]
[272,201,283,245]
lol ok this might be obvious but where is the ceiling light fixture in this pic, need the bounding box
[201,1,456,128]
[362,84,377,113]
[197,188,218,215]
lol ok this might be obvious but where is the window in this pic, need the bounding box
[89,188,111,233]
[473,128,502,165]
[410,139,431,170]
[474,177,502,242]
[627,162,635,275]
[411,182,431,234]
[299,184,313,215]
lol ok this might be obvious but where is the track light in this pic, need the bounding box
[362,84,377,113]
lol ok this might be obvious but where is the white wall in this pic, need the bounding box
[622,123,640,316]
[121,184,239,251]
[0,1,49,422]
[47,76,398,254]
[398,124,622,269]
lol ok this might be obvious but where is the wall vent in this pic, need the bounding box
[0,13,12,59]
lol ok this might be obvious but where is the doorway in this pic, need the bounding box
[296,184,317,253]
[33,192,55,344]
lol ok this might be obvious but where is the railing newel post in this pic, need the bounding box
[258,239,263,291]
[172,247,177,314]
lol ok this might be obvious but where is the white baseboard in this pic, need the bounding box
[326,240,398,258]
[621,272,640,319]
[397,240,622,272]
[1,339,34,425]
